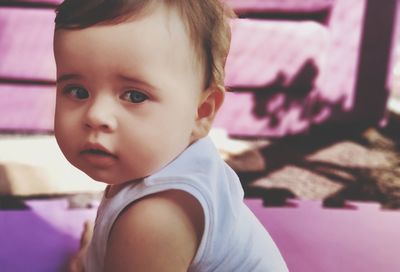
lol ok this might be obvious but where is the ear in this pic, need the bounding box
[191,85,225,141]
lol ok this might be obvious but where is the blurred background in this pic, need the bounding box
[1,0,399,208]
[1,0,400,271]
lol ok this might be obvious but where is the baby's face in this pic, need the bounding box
[53,4,205,185]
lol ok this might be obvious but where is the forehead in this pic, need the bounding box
[56,5,197,75]
[53,3,204,94]
[55,4,190,59]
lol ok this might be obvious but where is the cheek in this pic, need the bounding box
[55,110,70,138]
[154,105,196,139]
[54,107,79,151]
[54,110,65,142]
[54,122,72,155]
[55,102,82,130]
[153,103,197,149]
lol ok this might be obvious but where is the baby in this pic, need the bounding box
[53,0,288,271]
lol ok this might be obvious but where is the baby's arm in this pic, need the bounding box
[103,190,204,272]
[68,221,94,272]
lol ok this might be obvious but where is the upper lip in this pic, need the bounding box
[80,142,117,158]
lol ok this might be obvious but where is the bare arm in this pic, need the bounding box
[103,190,204,272]
[68,221,94,272]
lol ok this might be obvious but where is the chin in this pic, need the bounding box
[75,165,111,184]
[86,170,143,186]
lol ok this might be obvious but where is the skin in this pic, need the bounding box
[54,3,223,272]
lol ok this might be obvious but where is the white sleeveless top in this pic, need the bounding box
[85,136,288,272]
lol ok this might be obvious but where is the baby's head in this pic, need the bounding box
[53,0,234,185]
[55,0,233,92]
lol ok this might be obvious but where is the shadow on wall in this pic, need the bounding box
[228,59,349,132]
[249,59,346,129]
[219,0,399,137]
[251,60,318,120]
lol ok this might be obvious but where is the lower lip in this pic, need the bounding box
[80,152,117,167]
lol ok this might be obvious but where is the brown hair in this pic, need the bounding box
[55,0,235,91]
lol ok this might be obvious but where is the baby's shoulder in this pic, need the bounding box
[104,190,204,271]
[117,190,204,234]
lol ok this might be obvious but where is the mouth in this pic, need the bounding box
[81,148,116,158]
[80,143,118,165]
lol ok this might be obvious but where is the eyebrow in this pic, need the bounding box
[56,73,83,84]
[117,74,157,91]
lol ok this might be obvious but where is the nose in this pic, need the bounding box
[84,97,117,132]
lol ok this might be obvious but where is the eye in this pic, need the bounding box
[64,86,89,100]
[121,90,149,103]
